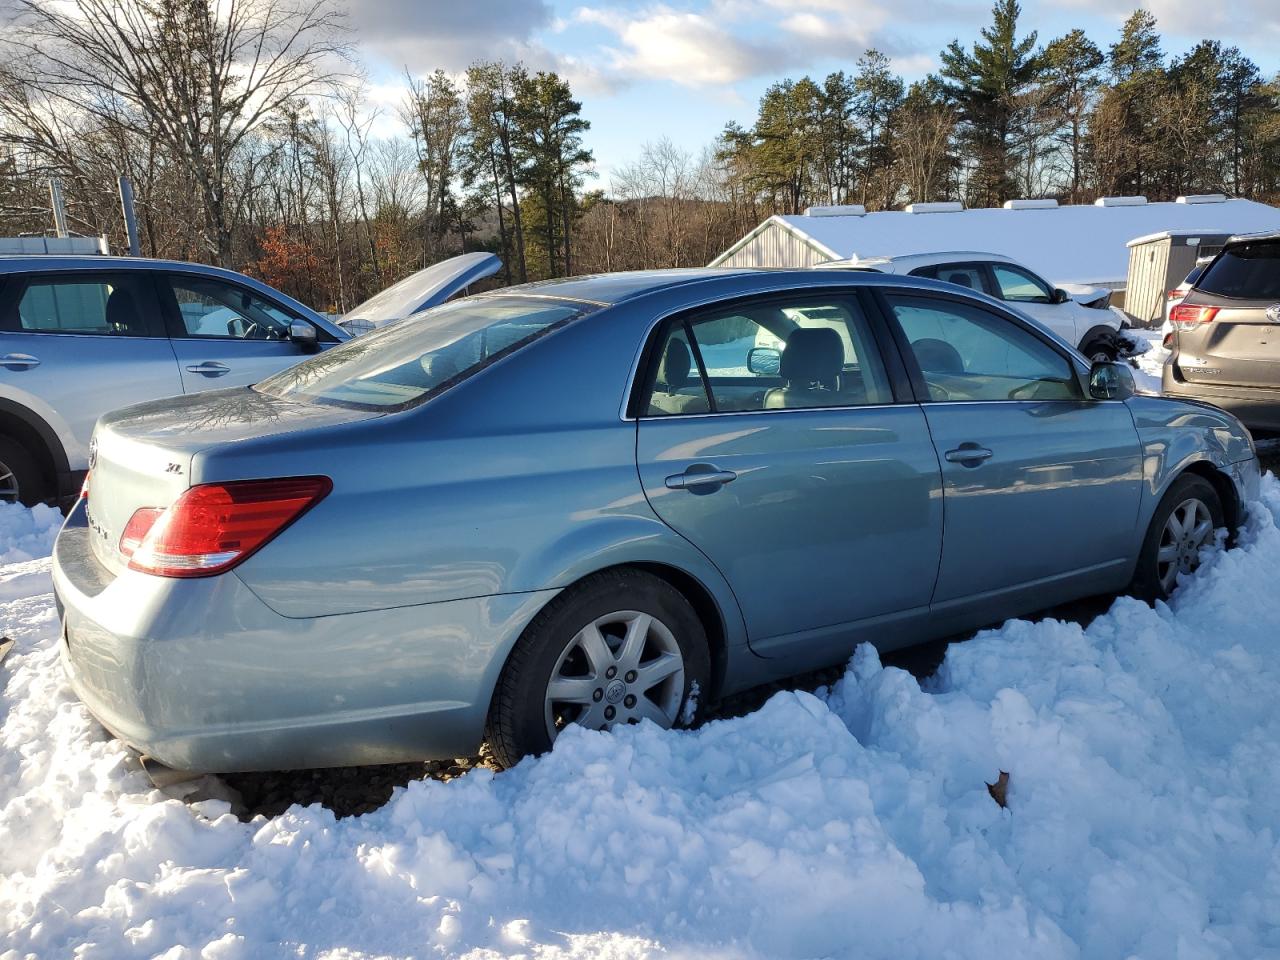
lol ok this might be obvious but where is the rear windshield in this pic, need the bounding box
[1197,241,1280,299]
[256,295,595,411]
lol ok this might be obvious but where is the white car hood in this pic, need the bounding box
[341,253,502,332]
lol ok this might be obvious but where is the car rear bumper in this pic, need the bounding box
[1162,363,1280,432]
[53,499,556,772]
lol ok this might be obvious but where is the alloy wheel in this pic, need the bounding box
[0,460,19,504]
[544,610,685,739]
[1157,497,1214,594]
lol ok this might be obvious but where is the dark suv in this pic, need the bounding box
[1163,232,1280,431]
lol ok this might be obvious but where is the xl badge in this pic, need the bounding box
[87,437,98,470]
[1266,304,1280,324]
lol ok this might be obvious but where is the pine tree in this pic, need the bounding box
[940,0,1042,206]
[1043,30,1103,199]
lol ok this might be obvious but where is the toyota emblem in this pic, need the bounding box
[87,437,98,470]
[1267,304,1280,324]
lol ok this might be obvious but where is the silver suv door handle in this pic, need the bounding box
[944,445,993,466]
[665,467,738,490]
[0,353,40,370]
[185,361,231,377]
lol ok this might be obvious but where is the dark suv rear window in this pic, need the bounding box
[1197,241,1280,299]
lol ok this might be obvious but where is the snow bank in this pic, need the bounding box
[0,500,60,565]
[4,480,1280,958]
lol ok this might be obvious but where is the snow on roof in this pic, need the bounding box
[716,198,1280,286]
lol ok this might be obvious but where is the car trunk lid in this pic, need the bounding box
[84,387,383,575]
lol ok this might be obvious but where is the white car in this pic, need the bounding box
[817,251,1135,362]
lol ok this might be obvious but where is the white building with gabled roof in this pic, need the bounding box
[709,195,1280,297]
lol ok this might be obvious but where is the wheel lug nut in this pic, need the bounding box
[624,670,637,683]
[593,688,603,702]
[606,666,617,679]
[624,694,636,708]
[604,705,616,720]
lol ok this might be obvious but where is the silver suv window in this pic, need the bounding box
[256,295,593,411]
[2,274,154,337]
[1197,241,1280,299]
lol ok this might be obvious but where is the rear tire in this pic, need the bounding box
[484,568,710,769]
[0,436,48,506]
[1129,474,1224,602]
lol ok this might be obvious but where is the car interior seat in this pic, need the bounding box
[104,287,142,335]
[649,339,710,415]
[763,328,844,409]
[911,337,965,375]
[941,271,974,289]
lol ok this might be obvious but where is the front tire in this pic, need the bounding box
[1082,340,1118,363]
[1130,474,1224,602]
[485,568,710,769]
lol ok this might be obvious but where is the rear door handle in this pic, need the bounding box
[944,444,993,466]
[665,467,738,490]
[0,353,40,370]
[185,361,231,377]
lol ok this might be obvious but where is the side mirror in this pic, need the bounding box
[747,346,781,376]
[1088,360,1136,401]
[1052,288,1071,304]
[289,319,319,353]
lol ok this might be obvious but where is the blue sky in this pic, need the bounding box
[350,0,1280,186]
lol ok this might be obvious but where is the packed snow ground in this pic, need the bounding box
[3,479,1280,960]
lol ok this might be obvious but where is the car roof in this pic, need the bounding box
[0,254,264,281]
[820,251,1020,273]
[1225,230,1280,246]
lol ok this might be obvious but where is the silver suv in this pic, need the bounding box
[0,257,347,505]
[0,253,498,505]
[1163,232,1280,431]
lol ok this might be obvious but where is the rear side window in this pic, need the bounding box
[256,295,593,411]
[2,275,154,336]
[912,263,988,295]
[1197,242,1280,299]
[642,295,893,415]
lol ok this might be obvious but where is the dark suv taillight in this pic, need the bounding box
[119,477,332,578]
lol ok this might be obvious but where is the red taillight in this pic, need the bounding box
[1162,332,1174,349]
[79,470,92,499]
[1167,289,1183,300]
[1169,304,1219,330]
[121,476,331,578]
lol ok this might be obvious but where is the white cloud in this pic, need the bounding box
[1046,0,1280,45]
[572,0,928,89]
[350,0,556,72]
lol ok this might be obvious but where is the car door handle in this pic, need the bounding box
[185,361,231,377]
[665,467,738,490]
[0,353,40,370]
[944,444,993,466]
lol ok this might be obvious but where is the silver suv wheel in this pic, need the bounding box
[0,458,20,504]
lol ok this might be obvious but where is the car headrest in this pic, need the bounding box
[780,327,843,384]
[912,338,964,374]
[658,339,692,391]
[105,287,140,333]
[943,272,974,289]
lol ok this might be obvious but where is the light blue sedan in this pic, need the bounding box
[53,268,1260,772]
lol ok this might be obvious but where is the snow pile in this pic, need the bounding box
[1129,327,1167,394]
[0,500,60,565]
[4,480,1280,958]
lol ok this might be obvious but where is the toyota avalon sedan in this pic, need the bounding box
[53,268,1260,773]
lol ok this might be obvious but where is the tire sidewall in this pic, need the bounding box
[1133,474,1224,602]
[490,571,711,763]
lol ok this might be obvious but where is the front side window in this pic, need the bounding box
[168,277,299,340]
[887,295,1080,403]
[257,295,592,411]
[990,264,1053,303]
[642,296,892,415]
[5,275,152,336]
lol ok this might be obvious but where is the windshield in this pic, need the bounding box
[1197,241,1280,299]
[257,295,595,411]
